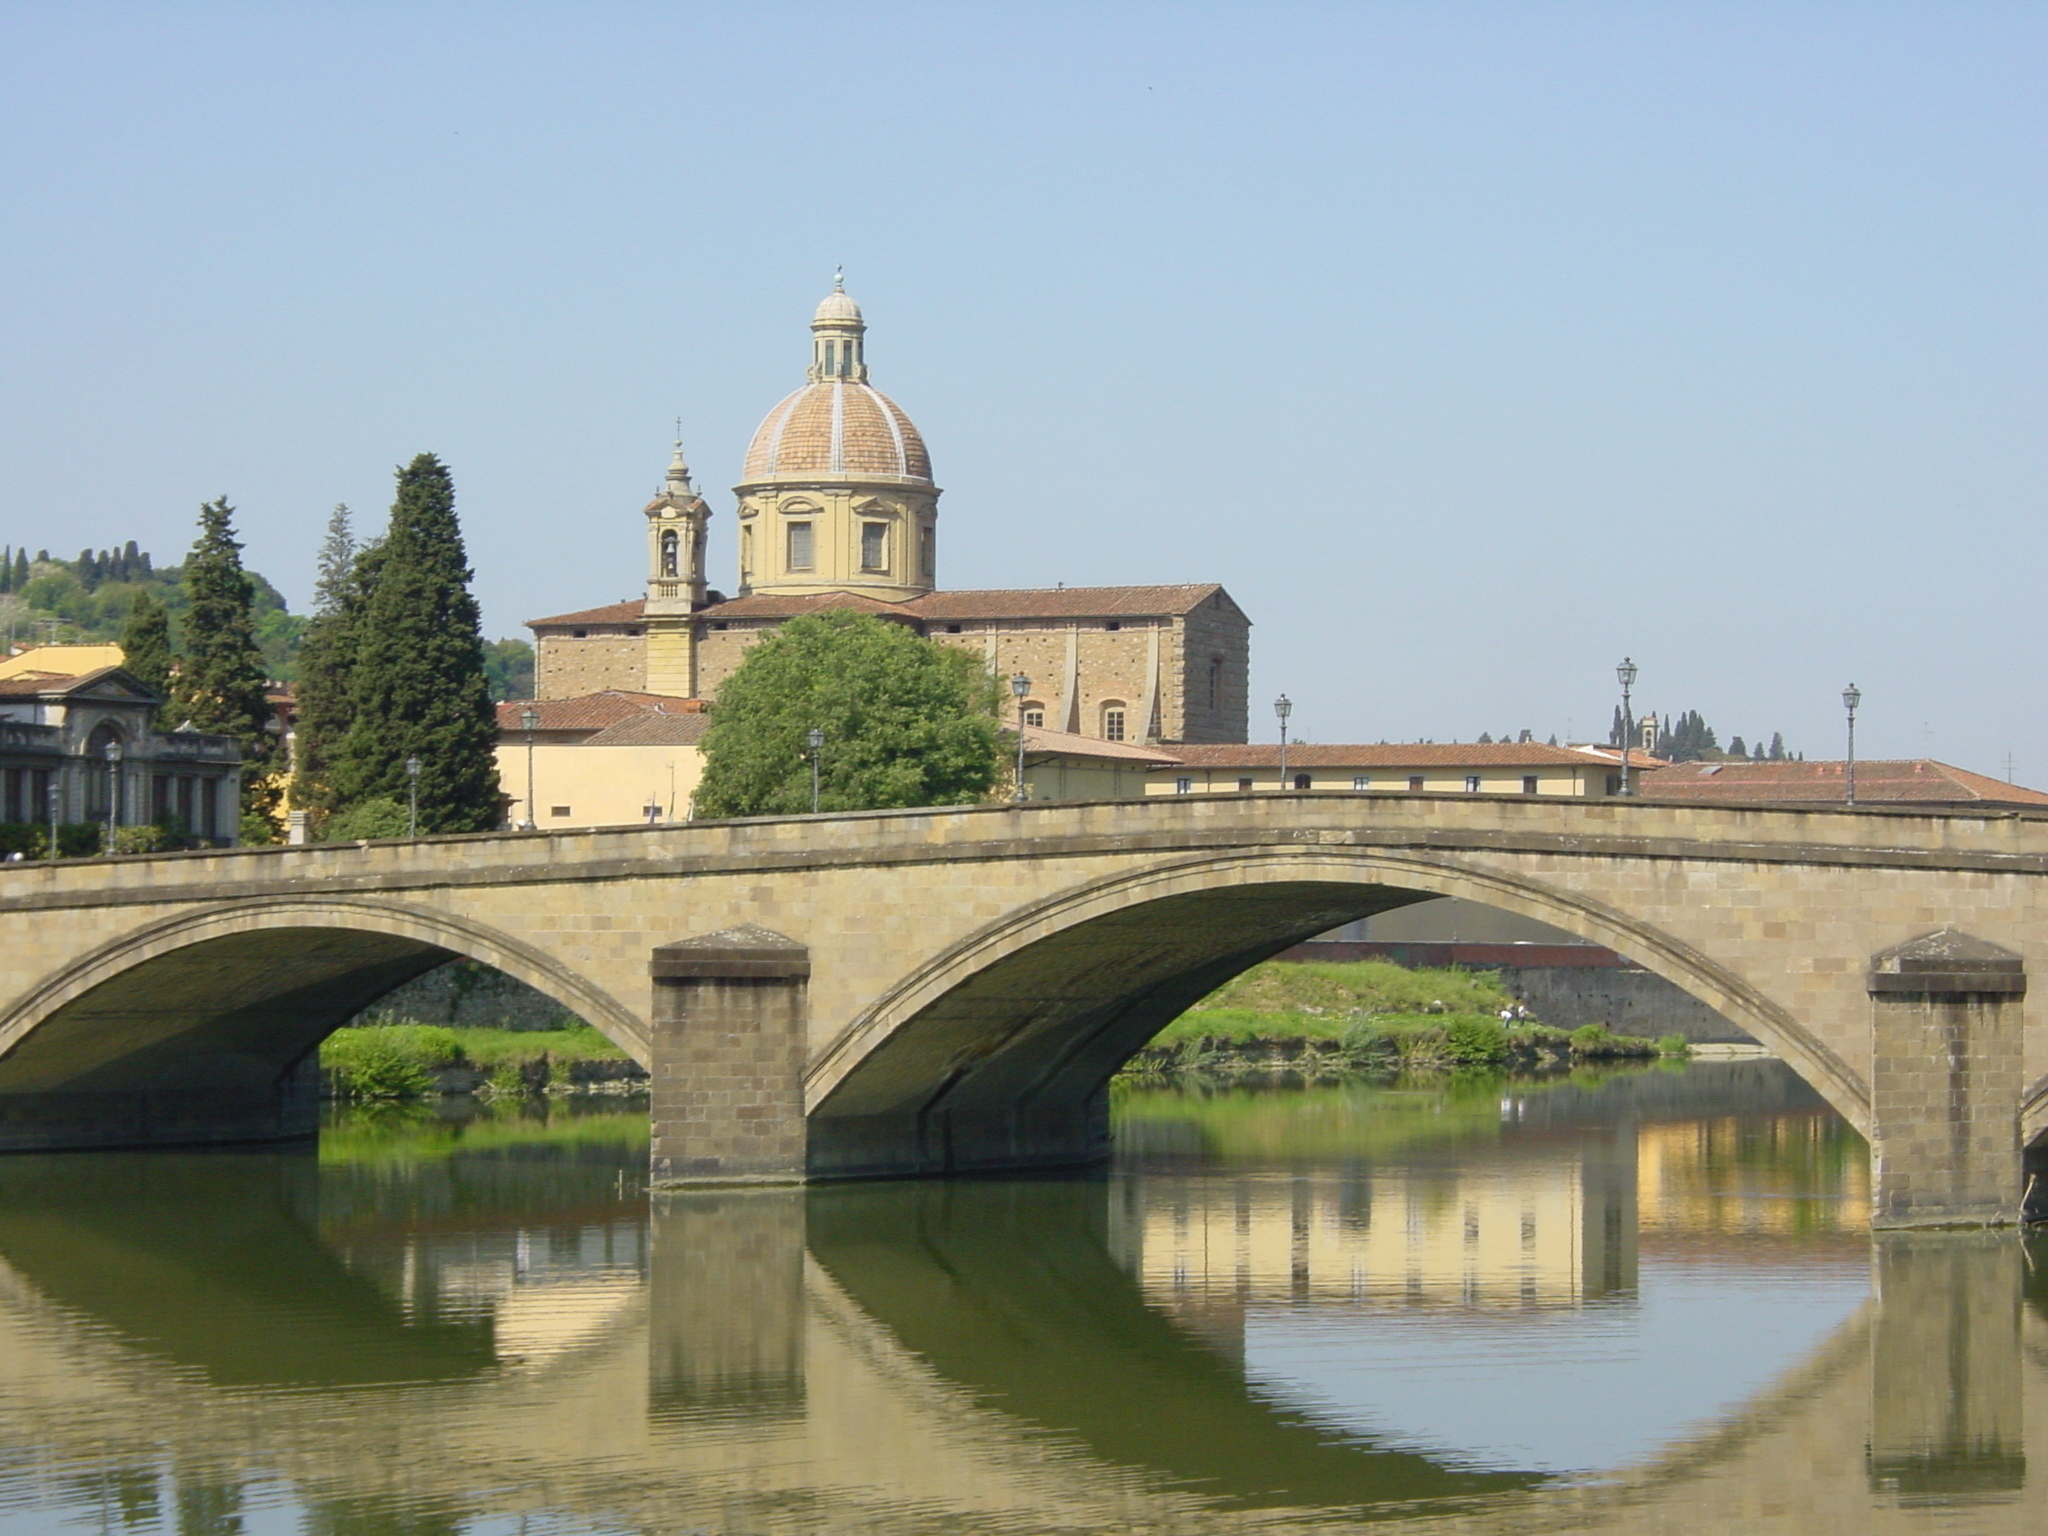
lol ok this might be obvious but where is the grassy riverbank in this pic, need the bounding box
[321,1021,633,1099]
[1131,959,1679,1074]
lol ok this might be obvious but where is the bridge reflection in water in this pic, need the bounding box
[0,1070,2033,1534]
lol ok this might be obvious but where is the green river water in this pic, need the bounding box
[0,1060,2037,1535]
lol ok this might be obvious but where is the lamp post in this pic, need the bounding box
[103,739,122,854]
[1615,657,1638,797]
[806,726,825,814]
[1275,694,1293,790]
[1010,674,1031,802]
[405,754,421,838]
[519,707,540,830]
[1843,684,1862,806]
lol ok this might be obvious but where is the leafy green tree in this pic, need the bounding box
[1768,732,1786,760]
[695,609,1004,818]
[482,637,535,701]
[1728,735,1747,758]
[174,497,279,825]
[335,456,500,833]
[117,587,175,724]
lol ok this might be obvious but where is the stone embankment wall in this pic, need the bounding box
[358,961,586,1031]
[1278,940,1756,1044]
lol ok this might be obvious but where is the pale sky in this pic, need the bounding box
[1,3,2040,776]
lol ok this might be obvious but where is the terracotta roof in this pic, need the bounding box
[742,381,932,482]
[906,585,1230,621]
[1022,725,1182,765]
[496,692,701,732]
[1162,742,1602,770]
[698,591,919,622]
[526,600,647,629]
[580,712,712,747]
[0,665,154,701]
[1639,759,2048,809]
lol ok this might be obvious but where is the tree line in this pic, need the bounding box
[85,455,500,844]
[1609,706,1796,762]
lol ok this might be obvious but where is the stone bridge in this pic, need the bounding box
[2,791,2045,1226]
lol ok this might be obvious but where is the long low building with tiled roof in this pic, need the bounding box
[525,282,1251,744]
[1634,758,2048,812]
[1147,741,1629,798]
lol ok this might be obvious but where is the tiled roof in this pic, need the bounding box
[698,591,919,622]
[580,712,712,747]
[0,666,151,701]
[742,381,932,482]
[1162,742,1602,770]
[495,692,700,732]
[1022,725,1182,765]
[526,600,647,629]
[1639,759,2048,809]
[906,585,1229,621]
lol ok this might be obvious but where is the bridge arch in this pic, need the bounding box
[0,897,649,1108]
[807,848,1869,1177]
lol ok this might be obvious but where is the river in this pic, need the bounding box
[0,1060,2035,1535]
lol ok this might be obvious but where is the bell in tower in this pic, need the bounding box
[645,434,711,697]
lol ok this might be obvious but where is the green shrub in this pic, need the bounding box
[109,823,174,855]
[322,1024,463,1099]
[1443,1015,1509,1065]
[323,796,411,842]
[1657,1033,1691,1055]
[1569,1023,1611,1050]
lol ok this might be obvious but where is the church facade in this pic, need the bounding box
[528,283,1250,746]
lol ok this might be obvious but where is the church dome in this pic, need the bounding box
[739,280,933,483]
[742,382,932,482]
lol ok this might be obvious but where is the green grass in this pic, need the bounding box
[320,1021,631,1099]
[1133,960,1668,1073]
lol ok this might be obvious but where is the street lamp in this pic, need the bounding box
[1010,674,1031,803]
[519,707,540,830]
[103,739,122,854]
[1274,694,1293,790]
[405,754,421,838]
[1615,658,1638,797]
[1843,684,1862,806]
[807,726,825,814]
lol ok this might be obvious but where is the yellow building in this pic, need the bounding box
[527,282,1252,746]
[494,694,706,829]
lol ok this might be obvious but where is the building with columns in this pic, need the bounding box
[528,281,1251,746]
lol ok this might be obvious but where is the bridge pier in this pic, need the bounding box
[1868,931,2025,1228]
[648,927,810,1187]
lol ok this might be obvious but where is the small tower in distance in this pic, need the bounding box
[645,435,710,697]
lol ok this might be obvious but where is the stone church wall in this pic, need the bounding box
[1171,593,1250,744]
[536,631,648,700]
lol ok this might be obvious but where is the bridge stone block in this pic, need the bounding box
[648,926,809,1187]
[1868,930,2024,1228]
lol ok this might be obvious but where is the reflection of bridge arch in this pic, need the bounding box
[809,850,1869,1177]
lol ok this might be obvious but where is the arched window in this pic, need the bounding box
[1101,703,1128,743]
[1023,703,1045,729]
[659,529,679,578]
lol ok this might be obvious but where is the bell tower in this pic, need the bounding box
[644,435,711,697]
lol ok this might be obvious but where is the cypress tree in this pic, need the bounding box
[15,551,30,587]
[335,456,500,833]
[0,545,10,594]
[290,505,372,822]
[118,588,176,726]
[175,497,279,829]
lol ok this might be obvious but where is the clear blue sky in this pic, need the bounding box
[1,3,2040,774]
